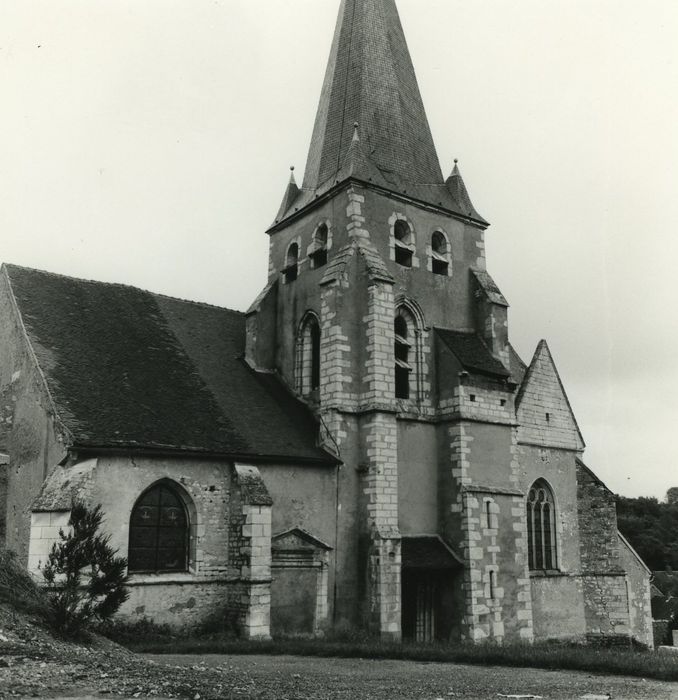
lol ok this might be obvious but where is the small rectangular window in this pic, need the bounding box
[469,394,476,402]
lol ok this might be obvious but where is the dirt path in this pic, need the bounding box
[3,652,678,699]
[145,653,678,700]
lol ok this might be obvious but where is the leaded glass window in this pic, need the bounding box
[128,483,188,573]
[526,480,557,571]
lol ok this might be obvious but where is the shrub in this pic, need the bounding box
[42,502,129,637]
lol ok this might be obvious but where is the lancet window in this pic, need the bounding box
[296,313,321,395]
[526,480,558,571]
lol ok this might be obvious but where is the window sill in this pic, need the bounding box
[529,569,566,578]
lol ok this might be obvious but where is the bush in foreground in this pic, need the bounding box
[42,502,129,638]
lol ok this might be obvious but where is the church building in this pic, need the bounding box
[0,0,652,645]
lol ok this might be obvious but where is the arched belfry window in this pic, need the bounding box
[296,313,321,395]
[394,220,414,268]
[430,231,450,276]
[128,482,189,573]
[309,223,329,269]
[283,242,299,283]
[526,480,558,571]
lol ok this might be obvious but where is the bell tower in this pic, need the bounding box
[246,0,532,641]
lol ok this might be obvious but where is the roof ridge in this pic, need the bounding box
[2,262,244,315]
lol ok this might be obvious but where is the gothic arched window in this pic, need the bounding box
[128,482,189,573]
[526,480,558,571]
[283,242,299,283]
[296,313,321,395]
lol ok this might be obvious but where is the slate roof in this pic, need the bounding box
[3,264,334,464]
[269,0,487,230]
[303,0,443,191]
[401,536,463,570]
[435,329,511,380]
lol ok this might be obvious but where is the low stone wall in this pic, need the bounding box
[120,576,235,629]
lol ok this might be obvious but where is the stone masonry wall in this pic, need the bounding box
[0,453,7,545]
[576,460,630,640]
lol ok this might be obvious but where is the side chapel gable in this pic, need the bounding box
[516,339,585,450]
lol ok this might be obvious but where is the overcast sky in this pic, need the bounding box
[2,0,677,499]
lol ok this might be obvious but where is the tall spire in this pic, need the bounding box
[302,0,443,191]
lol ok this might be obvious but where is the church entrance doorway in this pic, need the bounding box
[402,569,440,641]
[400,536,463,642]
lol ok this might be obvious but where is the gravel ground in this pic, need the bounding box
[2,604,678,700]
[146,653,678,700]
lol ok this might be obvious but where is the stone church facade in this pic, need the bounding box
[0,0,652,646]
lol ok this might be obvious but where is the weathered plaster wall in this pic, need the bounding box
[44,455,235,628]
[518,445,582,573]
[365,190,486,331]
[258,460,339,631]
[0,272,67,562]
[619,534,653,648]
[398,421,437,534]
[530,575,586,640]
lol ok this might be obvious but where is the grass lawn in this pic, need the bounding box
[101,621,678,683]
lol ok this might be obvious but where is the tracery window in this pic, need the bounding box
[283,242,299,283]
[526,480,558,571]
[309,223,329,269]
[128,482,189,573]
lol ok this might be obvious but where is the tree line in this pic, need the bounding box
[616,488,678,576]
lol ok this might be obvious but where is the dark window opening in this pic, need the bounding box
[128,483,188,573]
[486,501,492,529]
[394,315,411,399]
[431,258,448,275]
[470,394,476,402]
[545,412,550,423]
[310,223,329,269]
[431,232,449,276]
[309,249,327,268]
[310,321,321,391]
[489,570,497,600]
[283,243,299,283]
[526,481,557,571]
[395,246,413,267]
[394,220,414,268]
[394,220,412,245]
